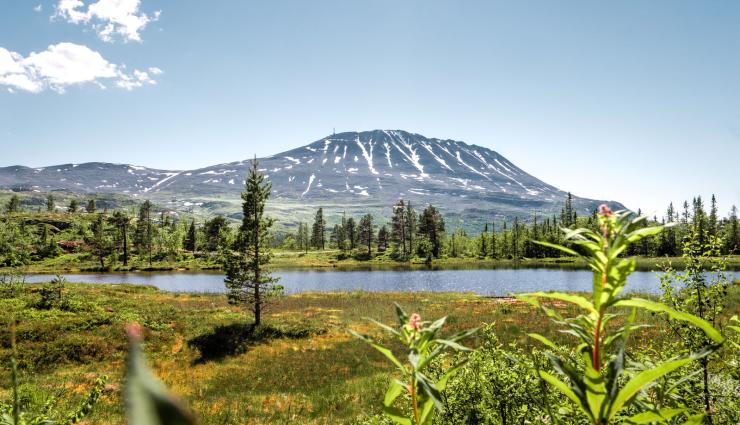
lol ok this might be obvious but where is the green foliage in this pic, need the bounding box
[1,323,107,425]
[516,206,725,424]
[349,303,477,425]
[660,227,732,421]
[440,324,551,424]
[35,276,66,311]
[222,158,281,326]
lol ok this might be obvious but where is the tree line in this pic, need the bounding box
[1,189,737,268]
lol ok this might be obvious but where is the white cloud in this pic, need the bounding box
[54,0,160,43]
[34,4,43,12]
[0,42,162,93]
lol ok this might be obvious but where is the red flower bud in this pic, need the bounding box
[598,204,613,217]
[409,313,422,331]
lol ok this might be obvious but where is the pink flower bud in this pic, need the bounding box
[409,313,422,331]
[126,322,143,343]
[598,204,613,217]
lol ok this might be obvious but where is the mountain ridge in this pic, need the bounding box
[0,130,622,230]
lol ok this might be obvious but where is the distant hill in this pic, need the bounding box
[0,130,622,230]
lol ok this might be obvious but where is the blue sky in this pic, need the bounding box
[1,1,739,215]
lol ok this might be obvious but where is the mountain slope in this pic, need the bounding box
[0,130,620,229]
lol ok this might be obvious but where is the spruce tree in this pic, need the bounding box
[311,208,326,250]
[358,214,374,256]
[708,194,718,238]
[725,205,738,254]
[111,211,130,266]
[418,204,445,258]
[5,195,20,214]
[377,225,389,252]
[391,200,408,257]
[68,199,78,213]
[346,216,356,251]
[46,195,55,212]
[86,199,96,214]
[184,220,197,252]
[222,158,279,326]
[86,213,111,268]
[405,201,417,255]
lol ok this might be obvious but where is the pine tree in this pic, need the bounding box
[391,200,408,257]
[134,200,153,265]
[68,199,79,214]
[377,225,389,252]
[358,214,374,256]
[5,195,20,214]
[184,220,197,252]
[111,211,130,266]
[489,222,497,259]
[203,216,229,252]
[86,213,112,268]
[346,216,356,251]
[724,205,739,254]
[405,201,417,255]
[479,223,489,258]
[708,194,718,238]
[311,208,326,250]
[46,195,55,212]
[222,158,279,326]
[418,205,445,258]
[86,199,96,214]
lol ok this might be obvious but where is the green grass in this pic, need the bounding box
[2,282,738,424]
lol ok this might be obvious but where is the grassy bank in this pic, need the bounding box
[7,249,740,273]
[2,283,738,424]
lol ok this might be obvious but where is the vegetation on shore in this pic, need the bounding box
[1,282,738,424]
[2,191,737,273]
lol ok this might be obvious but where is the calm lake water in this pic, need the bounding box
[20,268,713,296]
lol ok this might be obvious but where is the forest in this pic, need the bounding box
[0,190,738,272]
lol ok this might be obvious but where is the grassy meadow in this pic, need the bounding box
[2,281,738,424]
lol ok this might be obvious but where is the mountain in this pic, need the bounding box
[0,130,621,230]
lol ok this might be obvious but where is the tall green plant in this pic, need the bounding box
[516,205,725,424]
[349,304,477,425]
[660,230,731,422]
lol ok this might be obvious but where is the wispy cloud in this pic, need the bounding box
[54,0,160,43]
[0,42,162,93]
[33,4,43,13]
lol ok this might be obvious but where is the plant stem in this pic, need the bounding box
[411,375,420,425]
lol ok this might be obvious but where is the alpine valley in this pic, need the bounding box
[0,130,620,230]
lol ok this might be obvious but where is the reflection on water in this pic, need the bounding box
[19,268,709,296]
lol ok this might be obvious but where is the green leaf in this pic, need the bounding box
[614,298,725,344]
[533,240,580,257]
[125,332,195,425]
[625,407,687,424]
[537,371,592,421]
[383,379,404,407]
[516,292,596,314]
[527,333,559,350]
[394,303,409,327]
[348,330,406,372]
[624,226,664,244]
[608,356,697,420]
[366,318,401,337]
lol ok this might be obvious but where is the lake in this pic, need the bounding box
[18,268,711,296]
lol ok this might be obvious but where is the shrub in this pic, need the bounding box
[515,206,726,424]
[349,303,477,425]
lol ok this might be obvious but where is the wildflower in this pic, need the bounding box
[598,203,613,217]
[126,322,143,342]
[409,313,422,331]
